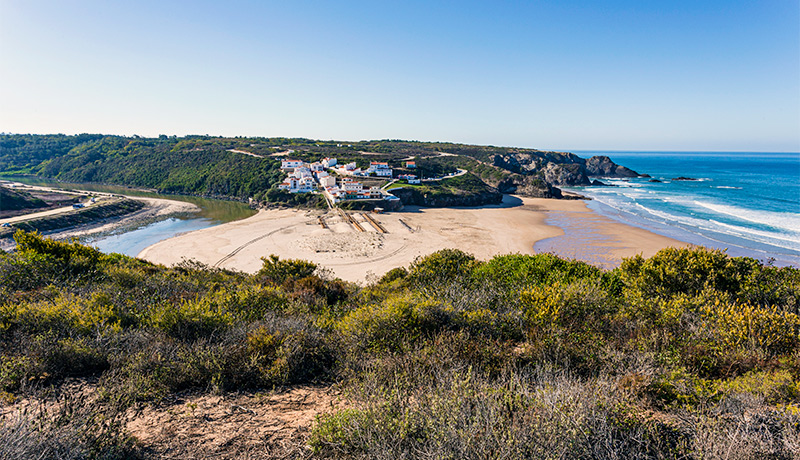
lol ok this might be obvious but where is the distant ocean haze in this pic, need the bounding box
[566,151,800,266]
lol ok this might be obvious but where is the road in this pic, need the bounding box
[227,149,264,159]
[0,199,97,225]
[422,168,468,182]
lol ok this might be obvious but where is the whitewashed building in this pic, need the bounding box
[280,159,303,170]
[367,162,393,177]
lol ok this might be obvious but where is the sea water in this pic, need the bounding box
[565,151,800,267]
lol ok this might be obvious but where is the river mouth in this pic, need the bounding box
[90,217,216,257]
[1,176,257,222]
[1,176,258,257]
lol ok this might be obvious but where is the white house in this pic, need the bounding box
[318,175,337,187]
[277,177,298,191]
[322,157,338,168]
[398,174,420,184]
[367,162,393,177]
[281,159,303,170]
[342,178,363,192]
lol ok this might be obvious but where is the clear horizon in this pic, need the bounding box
[2,1,798,152]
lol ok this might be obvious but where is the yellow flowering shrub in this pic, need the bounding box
[702,299,799,354]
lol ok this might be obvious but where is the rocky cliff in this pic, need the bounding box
[583,155,643,178]
[489,152,644,188]
[496,175,563,198]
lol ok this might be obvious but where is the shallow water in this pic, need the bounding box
[2,176,257,257]
[560,151,800,266]
[90,217,215,256]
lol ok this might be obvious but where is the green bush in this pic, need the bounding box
[407,249,477,287]
[257,254,318,285]
[473,253,601,291]
[620,247,761,300]
[336,294,452,353]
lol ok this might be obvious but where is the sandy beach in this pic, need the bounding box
[138,195,687,283]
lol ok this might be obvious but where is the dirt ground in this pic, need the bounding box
[0,382,343,460]
[126,385,343,459]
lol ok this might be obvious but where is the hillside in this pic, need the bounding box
[0,231,798,459]
[0,134,642,206]
[0,187,48,212]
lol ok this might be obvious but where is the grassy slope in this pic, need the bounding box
[0,232,798,458]
[0,187,48,211]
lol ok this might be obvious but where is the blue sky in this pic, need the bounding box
[1,0,798,151]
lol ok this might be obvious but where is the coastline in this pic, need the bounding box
[137,195,687,283]
[0,196,200,251]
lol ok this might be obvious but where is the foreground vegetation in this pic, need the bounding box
[0,231,798,459]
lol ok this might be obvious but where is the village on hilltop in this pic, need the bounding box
[278,157,419,204]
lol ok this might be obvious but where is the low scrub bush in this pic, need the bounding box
[2,232,799,457]
[0,393,142,460]
[312,366,690,459]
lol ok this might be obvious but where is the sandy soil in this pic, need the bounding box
[0,381,342,459]
[228,148,265,159]
[139,195,687,283]
[125,385,342,458]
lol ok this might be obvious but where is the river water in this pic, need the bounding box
[2,177,256,256]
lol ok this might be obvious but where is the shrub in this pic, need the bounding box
[336,294,451,353]
[702,299,799,356]
[407,249,477,287]
[620,247,760,299]
[473,253,602,292]
[0,395,142,460]
[312,367,691,459]
[257,254,318,285]
[378,267,408,285]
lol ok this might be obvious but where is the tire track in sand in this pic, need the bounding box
[212,225,293,268]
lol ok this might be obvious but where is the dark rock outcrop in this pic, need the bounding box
[542,162,592,186]
[584,156,641,178]
[497,176,563,198]
[487,151,645,189]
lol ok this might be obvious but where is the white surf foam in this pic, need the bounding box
[692,201,800,234]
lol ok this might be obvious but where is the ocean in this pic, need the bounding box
[564,151,800,267]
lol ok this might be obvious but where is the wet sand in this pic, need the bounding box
[138,195,687,283]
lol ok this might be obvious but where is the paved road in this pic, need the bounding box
[422,168,467,182]
[0,200,97,225]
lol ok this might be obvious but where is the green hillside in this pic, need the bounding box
[0,187,48,211]
[0,134,639,206]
